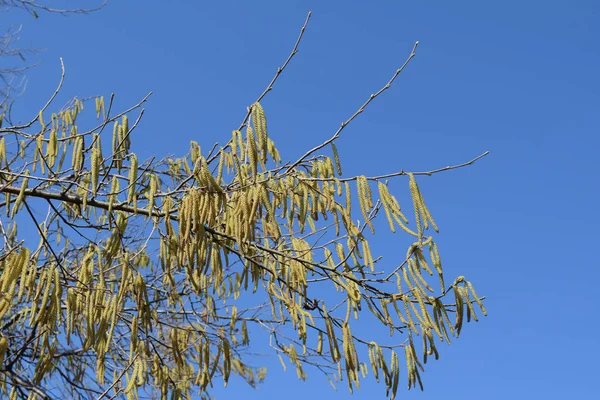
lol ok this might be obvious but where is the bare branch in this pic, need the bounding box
[286,41,419,173]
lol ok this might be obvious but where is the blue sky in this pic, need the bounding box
[2,0,599,399]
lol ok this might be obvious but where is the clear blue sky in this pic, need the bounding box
[2,0,599,399]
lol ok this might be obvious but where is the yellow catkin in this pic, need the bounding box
[36,264,56,324]
[378,182,396,232]
[361,239,374,271]
[342,323,354,390]
[408,173,438,235]
[95,97,100,117]
[16,249,31,303]
[112,120,121,164]
[390,349,399,398]
[11,171,29,218]
[268,138,280,164]
[189,141,200,166]
[251,102,268,162]
[0,137,6,169]
[428,241,445,291]
[235,131,246,163]
[246,126,258,176]
[47,128,58,168]
[222,338,231,383]
[410,340,423,389]
[344,181,352,218]
[357,176,374,233]
[148,174,158,213]
[363,176,373,209]
[79,173,90,211]
[216,148,225,184]
[241,320,249,345]
[453,286,464,334]
[33,134,42,174]
[38,110,46,131]
[230,130,239,158]
[368,343,379,382]
[404,345,414,389]
[121,115,129,143]
[331,142,342,175]
[95,96,104,118]
[462,285,479,322]
[323,309,340,362]
[71,136,83,171]
[316,331,323,355]
[467,281,487,316]
[408,173,423,237]
[326,157,335,178]
[418,188,438,232]
[91,143,100,196]
[127,153,138,205]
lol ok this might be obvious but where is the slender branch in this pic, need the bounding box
[0,0,107,15]
[11,57,65,130]
[241,11,313,126]
[205,11,312,166]
[286,41,419,173]
[299,151,490,182]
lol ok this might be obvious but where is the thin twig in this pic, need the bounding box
[205,11,312,167]
[242,11,313,126]
[299,151,490,182]
[286,41,420,173]
[12,57,65,130]
[96,353,139,400]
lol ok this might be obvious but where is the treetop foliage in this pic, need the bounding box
[0,8,488,400]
